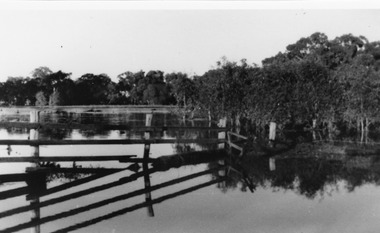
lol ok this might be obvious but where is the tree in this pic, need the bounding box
[0,77,29,105]
[256,57,343,135]
[262,32,329,66]
[364,41,380,71]
[74,73,115,105]
[142,71,170,105]
[114,71,135,104]
[35,91,48,106]
[259,61,299,124]
[194,58,256,123]
[29,68,74,105]
[0,82,4,105]
[263,32,368,70]
[258,32,376,134]
[40,70,72,99]
[121,71,145,104]
[335,54,380,135]
[55,78,76,105]
[23,77,40,105]
[323,34,367,69]
[165,72,196,107]
[286,32,329,61]
[49,89,61,106]
[118,70,171,105]
[294,60,340,125]
[31,66,52,79]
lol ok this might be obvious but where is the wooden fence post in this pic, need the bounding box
[143,113,154,216]
[218,159,225,176]
[145,113,153,140]
[29,110,41,233]
[269,121,276,148]
[269,158,276,171]
[30,198,41,233]
[218,117,227,149]
[269,122,276,141]
[217,159,227,189]
[30,110,40,157]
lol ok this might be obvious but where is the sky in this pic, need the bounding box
[1,1,380,82]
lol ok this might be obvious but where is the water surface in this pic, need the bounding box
[1,112,380,233]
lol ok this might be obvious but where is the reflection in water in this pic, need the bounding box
[0,151,227,233]
[4,112,380,232]
[37,161,89,183]
[2,143,380,232]
[6,145,11,155]
[217,153,380,199]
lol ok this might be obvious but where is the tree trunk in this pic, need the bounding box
[365,118,370,132]
[360,117,364,143]
[235,114,241,128]
[312,119,317,141]
[235,114,241,134]
[327,120,334,140]
[361,129,364,143]
[365,118,370,143]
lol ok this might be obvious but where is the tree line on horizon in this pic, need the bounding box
[1,32,380,134]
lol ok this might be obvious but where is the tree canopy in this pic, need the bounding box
[1,32,380,134]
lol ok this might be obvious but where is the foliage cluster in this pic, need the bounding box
[190,33,380,134]
[1,32,380,133]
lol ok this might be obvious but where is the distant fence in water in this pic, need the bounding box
[0,105,180,115]
[0,105,228,146]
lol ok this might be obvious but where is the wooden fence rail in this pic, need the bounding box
[0,105,179,115]
[0,122,228,131]
[0,138,224,146]
[25,167,125,174]
[0,155,137,163]
[227,131,249,156]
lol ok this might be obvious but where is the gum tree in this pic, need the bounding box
[336,54,380,138]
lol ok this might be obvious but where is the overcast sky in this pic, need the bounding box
[1,1,380,82]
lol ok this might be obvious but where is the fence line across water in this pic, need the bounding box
[0,107,229,233]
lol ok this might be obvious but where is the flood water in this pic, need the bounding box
[1,111,380,233]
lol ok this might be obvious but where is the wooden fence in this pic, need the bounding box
[227,131,248,156]
[0,107,229,232]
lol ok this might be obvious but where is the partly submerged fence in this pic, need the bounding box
[227,131,248,156]
[0,106,229,233]
[0,107,229,180]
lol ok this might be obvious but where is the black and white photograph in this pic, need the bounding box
[1,1,380,232]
